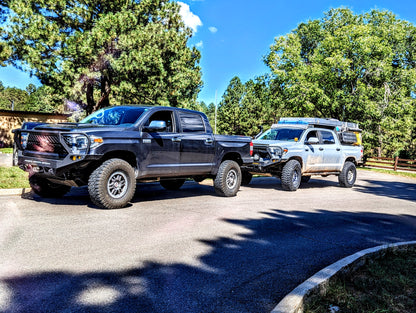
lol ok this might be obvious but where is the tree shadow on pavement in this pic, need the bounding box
[2,210,416,313]
[354,179,416,202]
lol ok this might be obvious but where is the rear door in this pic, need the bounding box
[319,130,343,171]
[302,129,325,173]
[177,111,215,175]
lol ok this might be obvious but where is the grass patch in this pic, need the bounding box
[304,249,416,313]
[0,166,30,189]
[0,148,13,154]
[359,167,416,179]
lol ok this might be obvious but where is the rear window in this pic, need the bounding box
[180,113,205,133]
[321,131,336,144]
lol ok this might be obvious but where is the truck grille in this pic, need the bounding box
[253,146,270,160]
[26,133,68,157]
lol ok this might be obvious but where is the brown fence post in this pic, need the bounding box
[394,156,399,171]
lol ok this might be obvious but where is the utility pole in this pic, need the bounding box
[214,90,217,134]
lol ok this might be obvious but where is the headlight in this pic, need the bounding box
[268,146,283,158]
[63,134,89,155]
[21,132,29,149]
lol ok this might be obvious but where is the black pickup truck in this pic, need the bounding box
[14,106,253,209]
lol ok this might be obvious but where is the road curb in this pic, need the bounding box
[0,188,31,196]
[271,241,416,313]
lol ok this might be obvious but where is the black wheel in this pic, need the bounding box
[88,158,136,209]
[214,160,241,197]
[12,143,18,166]
[241,171,253,186]
[281,160,302,191]
[301,176,311,183]
[29,175,71,198]
[338,161,356,188]
[160,179,186,190]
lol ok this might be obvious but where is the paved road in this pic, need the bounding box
[1,170,415,313]
[0,153,12,167]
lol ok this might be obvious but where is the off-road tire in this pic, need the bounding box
[281,160,302,191]
[29,175,71,198]
[241,171,253,186]
[301,176,311,184]
[214,160,241,197]
[160,179,186,190]
[338,161,356,188]
[88,158,136,209]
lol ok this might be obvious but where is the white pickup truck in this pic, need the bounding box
[244,117,363,191]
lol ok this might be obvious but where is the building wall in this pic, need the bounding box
[0,110,69,146]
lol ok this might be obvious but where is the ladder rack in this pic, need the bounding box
[277,117,361,132]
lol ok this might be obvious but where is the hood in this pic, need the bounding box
[33,123,128,132]
[253,139,299,148]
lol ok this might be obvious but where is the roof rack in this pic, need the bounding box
[277,117,361,132]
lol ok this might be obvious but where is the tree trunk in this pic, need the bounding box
[85,82,95,115]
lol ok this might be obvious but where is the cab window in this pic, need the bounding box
[321,131,336,144]
[144,110,174,132]
[305,130,319,143]
[179,113,205,133]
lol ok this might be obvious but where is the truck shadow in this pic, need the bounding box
[20,181,217,209]
[2,209,416,313]
[247,176,340,190]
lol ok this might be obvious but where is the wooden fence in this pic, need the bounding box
[364,156,416,172]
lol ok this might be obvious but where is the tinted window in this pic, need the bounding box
[180,113,205,133]
[321,131,336,144]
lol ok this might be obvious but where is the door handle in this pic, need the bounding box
[205,138,214,144]
[336,148,341,151]
[171,137,181,142]
[319,147,324,151]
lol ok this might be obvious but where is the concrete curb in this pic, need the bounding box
[271,241,416,313]
[0,188,31,196]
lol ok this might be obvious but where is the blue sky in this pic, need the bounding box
[1,0,416,105]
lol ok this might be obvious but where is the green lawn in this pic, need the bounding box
[0,148,13,154]
[359,166,416,179]
[0,166,29,189]
[305,249,416,313]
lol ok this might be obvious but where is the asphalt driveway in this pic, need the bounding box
[1,170,415,312]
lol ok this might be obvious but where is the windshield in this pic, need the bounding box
[80,107,147,126]
[258,128,304,141]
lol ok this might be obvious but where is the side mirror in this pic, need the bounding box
[306,137,319,145]
[144,120,166,132]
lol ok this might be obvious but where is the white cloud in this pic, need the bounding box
[195,41,203,48]
[178,2,202,33]
[208,26,218,34]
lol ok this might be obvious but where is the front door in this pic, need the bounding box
[140,110,181,176]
